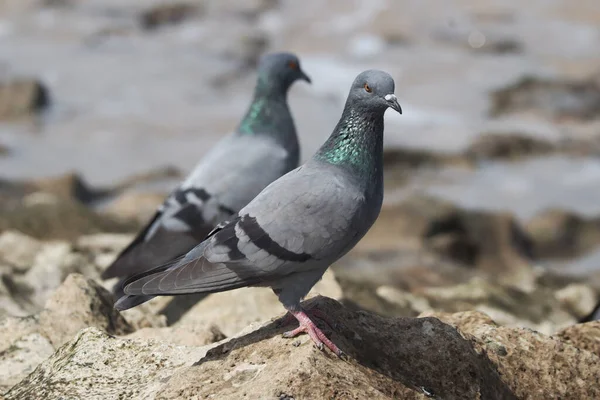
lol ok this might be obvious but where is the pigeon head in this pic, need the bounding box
[347,70,402,115]
[256,52,311,92]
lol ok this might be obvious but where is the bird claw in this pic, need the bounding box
[281,309,343,356]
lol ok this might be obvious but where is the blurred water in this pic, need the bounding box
[0,0,599,218]
[427,155,600,220]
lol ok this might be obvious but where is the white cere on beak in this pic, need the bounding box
[384,94,397,102]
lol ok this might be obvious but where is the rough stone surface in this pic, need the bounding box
[556,321,600,354]
[126,324,226,347]
[424,209,534,287]
[0,200,137,240]
[30,173,101,204]
[3,289,599,399]
[4,242,96,313]
[465,133,556,161]
[426,310,600,400]
[0,316,53,392]
[38,274,133,347]
[421,278,577,334]
[5,327,209,400]
[0,231,43,273]
[0,331,54,393]
[0,274,134,390]
[490,76,600,120]
[351,196,535,292]
[140,3,201,30]
[525,209,600,259]
[554,283,599,319]
[6,298,521,400]
[104,191,166,223]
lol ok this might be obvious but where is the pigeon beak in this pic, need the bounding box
[385,94,402,114]
[299,69,312,84]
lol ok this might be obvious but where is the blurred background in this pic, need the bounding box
[1,0,600,361]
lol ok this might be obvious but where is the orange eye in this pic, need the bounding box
[288,61,298,70]
[364,83,372,93]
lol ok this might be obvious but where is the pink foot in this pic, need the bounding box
[282,310,342,356]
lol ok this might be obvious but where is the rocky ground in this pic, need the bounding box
[0,175,599,398]
[1,0,600,399]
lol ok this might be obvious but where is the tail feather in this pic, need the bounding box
[114,294,157,310]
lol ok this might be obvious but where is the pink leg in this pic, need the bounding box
[282,310,342,356]
[277,307,335,331]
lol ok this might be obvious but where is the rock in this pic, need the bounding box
[176,270,342,336]
[556,321,600,354]
[465,133,556,162]
[6,242,94,312]
[490,76,600,120]
[426,310,600,400]
[118,297,170,330]
[38,274,133,347]
[554,284,599,320]
[0,79,49,121]
[375,285,431,314]
[0,274,134,391]
[336,276,422,317]
[8,297,600,399]
[75,233,134,255]
[0,330,54,392]
[580,302,600,323]
[6,298,519,399]
[525,209,600,259]
[229,31,269,68]
[419,310,497,331]
[104,191,165,223]
[140,3,201,30]
[0,278,28,318]
[357,195,458,252]
[476,39,522,54]
[369,6,411,46]
[424,209,534,287]
[111,165,181,192]
[355,195,535,288]
[382,147,470,186]
[340,246,480,296]
[5,327,209,400]
[0,231,43,273]
[421,278,577,334]
[383,147,466,169]
[0,199,138,240]
[31,173,101,204]
[126,324,226,347]
[74,233,134,274]
[0,233,137,319]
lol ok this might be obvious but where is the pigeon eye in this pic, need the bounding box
[364,83,372,93]
[288,61,298,70]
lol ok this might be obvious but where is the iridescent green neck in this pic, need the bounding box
[315,108,384,179]
[237,74,287,136]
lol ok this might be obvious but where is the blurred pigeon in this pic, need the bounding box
[116,70,402,356]
[102,52,311,305]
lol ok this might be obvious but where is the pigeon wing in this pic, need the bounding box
[121,166,363,296]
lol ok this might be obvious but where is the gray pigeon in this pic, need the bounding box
[103,52,311,308]
[116,70,402,356]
